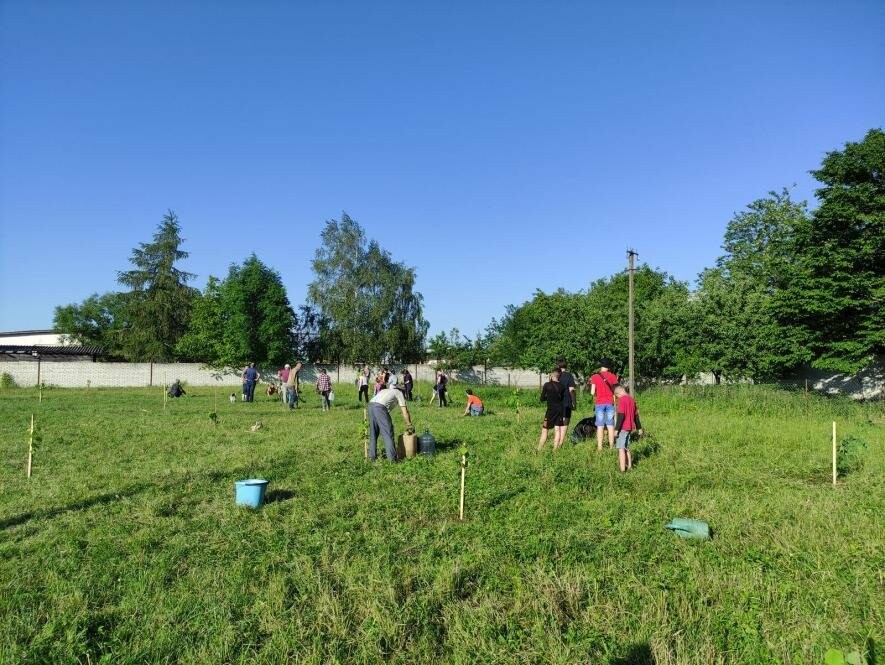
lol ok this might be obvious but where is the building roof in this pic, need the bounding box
[0,330,59,337]
[0,345,104,358]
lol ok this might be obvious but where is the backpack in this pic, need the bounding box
[570,417,597,443]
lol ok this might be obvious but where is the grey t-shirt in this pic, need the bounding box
[559,371,576,408]
[370,388,407,412]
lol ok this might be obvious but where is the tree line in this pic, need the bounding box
[54,213,429,368]
[55,128,883,380]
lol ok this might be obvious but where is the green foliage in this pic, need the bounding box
[0,373,17,389]
[220,254,296,368]
[307,213,429,363]
[776,128,885,373]
[116,210,198,361]
[492,266,690,382]
[174,276,226,363]
[836,435,867,477]
[824,648,867,665]
[502,387,523,410]
[427,328,491,371]
[685,190,814,381]
[177,255,297,368]
[53,291,131,359]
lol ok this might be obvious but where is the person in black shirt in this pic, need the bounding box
[438,373,449,407]
[557,358,576,427]
[538,368,566,450]
[401,369,414,401]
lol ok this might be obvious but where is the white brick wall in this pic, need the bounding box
[2,359,879,398]
[0,361,547,389]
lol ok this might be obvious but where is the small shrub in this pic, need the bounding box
[837,435,868,477]
[1,372,17,389]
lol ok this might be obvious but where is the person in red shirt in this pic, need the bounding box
[588,359,618,451]
[613,383,643,472]
[462,389,484,416]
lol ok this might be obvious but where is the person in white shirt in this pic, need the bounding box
[356,367,371,403]
[368,377,414,462]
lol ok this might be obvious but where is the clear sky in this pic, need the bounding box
[1,1,883,338]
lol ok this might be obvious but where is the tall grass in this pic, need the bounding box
[0,383,881,664]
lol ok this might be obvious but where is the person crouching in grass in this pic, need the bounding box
[613,383,643,472]
[463,389,484,416]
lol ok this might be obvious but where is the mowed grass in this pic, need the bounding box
[0,383,882,664]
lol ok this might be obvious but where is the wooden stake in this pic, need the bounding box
[163,384,168,413]
[832,421,837,486]
[39,383,43,403]
[27,414,34,478]
[459,455,466,521]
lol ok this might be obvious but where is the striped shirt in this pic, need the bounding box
[316,374,332,392]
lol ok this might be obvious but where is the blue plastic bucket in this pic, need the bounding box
[235,478,269,508]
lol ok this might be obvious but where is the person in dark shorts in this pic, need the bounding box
[557,358,576,427]
[538,368,566,450]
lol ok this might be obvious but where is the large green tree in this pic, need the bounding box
[490,266,690,383]
[307,213,429,363]
[427,328,490,372]
[117,210,198,361]
[53,291,130,359]
[176,255,297,368]
[683,190,812,382]
[173,276,226,363]
[776,128,885,372]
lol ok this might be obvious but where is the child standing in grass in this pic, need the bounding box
[613,384,643,472]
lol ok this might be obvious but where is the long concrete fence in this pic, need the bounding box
[0,357,881,398]
[0,360,546,389]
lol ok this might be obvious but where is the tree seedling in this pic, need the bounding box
[26,415,42,478]
[360,417,369,459]
[458,442,468,521]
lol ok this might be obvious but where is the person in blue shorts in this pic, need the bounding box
[588,359,618,450]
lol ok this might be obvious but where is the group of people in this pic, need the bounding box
[239,358,639,471]
[539,358,642,472]
[357,366,415,402]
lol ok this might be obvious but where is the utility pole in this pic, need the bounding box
[627,249,638,395]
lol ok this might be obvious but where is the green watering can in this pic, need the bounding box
[665,518,711,541]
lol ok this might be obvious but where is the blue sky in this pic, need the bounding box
[1,1,883,338]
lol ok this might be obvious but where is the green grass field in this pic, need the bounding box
[1,383,882,664]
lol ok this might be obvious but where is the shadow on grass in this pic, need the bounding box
[433,438,464,452]
[631,435,660,467]
[609,643,655,665]
[0,482,151,531]
[264,489,296,504]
